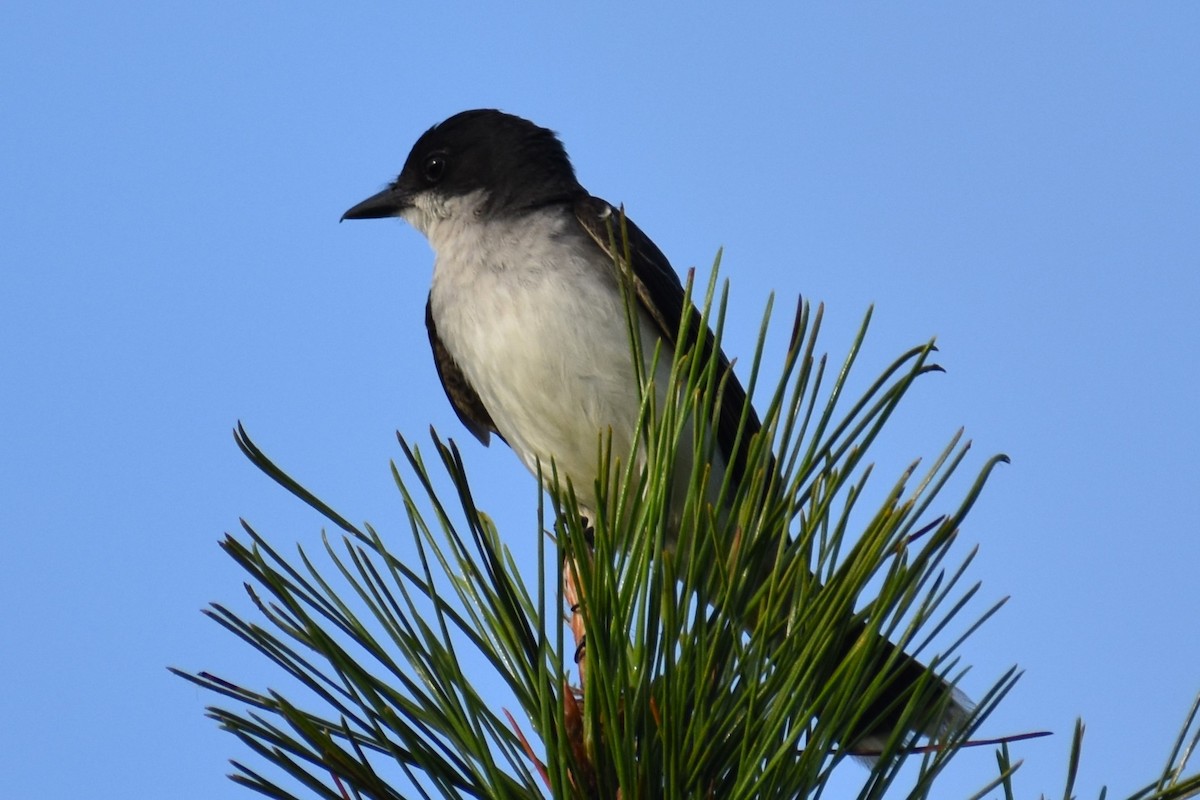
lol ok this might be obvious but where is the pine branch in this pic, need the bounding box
[174,262,1199,799]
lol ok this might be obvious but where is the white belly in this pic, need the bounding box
[427,207,675,499]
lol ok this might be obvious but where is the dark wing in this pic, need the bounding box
[572,194,763,488]
[425,295,502,446]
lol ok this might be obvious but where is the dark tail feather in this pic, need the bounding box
[838,626,970,761]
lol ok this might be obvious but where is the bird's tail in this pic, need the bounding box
[831,618,970,761]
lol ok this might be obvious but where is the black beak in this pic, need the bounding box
[341,185,409,221]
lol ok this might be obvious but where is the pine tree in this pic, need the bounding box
[175,262,1200,800]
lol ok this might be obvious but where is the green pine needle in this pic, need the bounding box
[174,257,1200,799]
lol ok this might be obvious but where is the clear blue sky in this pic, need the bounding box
[3,4,1197,798]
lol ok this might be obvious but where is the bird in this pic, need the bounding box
[341,108,968,756]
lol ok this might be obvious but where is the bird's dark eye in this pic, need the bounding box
[423,153,447,183]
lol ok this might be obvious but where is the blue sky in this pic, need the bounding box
[2,3,1197,798]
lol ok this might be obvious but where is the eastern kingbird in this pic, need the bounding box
[342,108,967,754]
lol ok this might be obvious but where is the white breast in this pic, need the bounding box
[424,201,676,503]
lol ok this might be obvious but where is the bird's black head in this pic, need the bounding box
[342,109,583,222]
